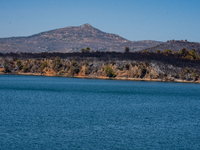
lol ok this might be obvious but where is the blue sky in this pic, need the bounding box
[0,0,200,42]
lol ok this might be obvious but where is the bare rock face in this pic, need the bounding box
[0,24,162,53]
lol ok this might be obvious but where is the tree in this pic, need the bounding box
[179,48,189,58]
[70,60,80,76]
[184,67,190,74]
[125,47,130,53]
[52,56,62,72]
[4,61,10,73]
[22,66,31,73]
[81,48,85,53]
[86,47,90,52]
[156,49,161,54]
[71,60,78,67]
[16,60,23,70]
[84,67,91,75]
[125,63,130,70]
[40,61,48,70]
[189,49,197,60]
[142,50,149,54]
[105,65,116,77]
[163,49,172,56]
[70,66,80,76]
[55,56,61,67]
[180,70,186,79]
[81,47,90,53]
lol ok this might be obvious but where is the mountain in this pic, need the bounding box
[142,40,200,52]
[0,24,162,53]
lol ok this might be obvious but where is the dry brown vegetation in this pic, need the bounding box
[1,48,200,82]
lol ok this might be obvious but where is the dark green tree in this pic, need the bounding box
[81,47,90,53]
[156,49,161,54]
[70,60,80,76]
[16,60,23,70]
[105,65,116,77]
[125,63,130,70]
[125,47,130,53]
[163,49,172,56]
[4,61,10,73]
[179,48,189,58]
[55,56,61,67]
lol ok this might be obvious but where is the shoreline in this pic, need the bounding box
[1,72,200,84]
[1,54,200,85]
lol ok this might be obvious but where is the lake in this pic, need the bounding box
[0,75,200,149]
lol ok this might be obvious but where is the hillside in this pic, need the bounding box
[0,24,162,53]
[1,52,200,83]
[142,40,200,52]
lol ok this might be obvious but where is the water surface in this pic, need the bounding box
[0,75,200,149]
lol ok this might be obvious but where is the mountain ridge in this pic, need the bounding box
[0,24,162,53]
[142,40,200,52]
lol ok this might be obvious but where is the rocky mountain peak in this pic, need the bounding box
[0,24,163,53]
[80,23,92,28]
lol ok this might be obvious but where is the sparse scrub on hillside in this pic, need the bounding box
[1,50,200,82]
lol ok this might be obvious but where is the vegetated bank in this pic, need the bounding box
[0,48,200,83]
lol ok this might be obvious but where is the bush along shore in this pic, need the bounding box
[0,49,200,83]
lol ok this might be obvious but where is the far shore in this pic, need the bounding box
[1,72,200,84]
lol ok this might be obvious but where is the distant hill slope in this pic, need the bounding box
[142,40,200,52]
[0,24,162,53]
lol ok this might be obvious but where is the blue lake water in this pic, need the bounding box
[0,75,200,149]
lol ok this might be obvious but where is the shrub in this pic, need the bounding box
[163,49,172,56]
[84,67,91,75]
[125,47,130,53]
[184,67,190,74]
[59,70,65,75]
[72,60,78,67]
[105,65,116,77]
[40,61,48,70]
[3,61,10,73]
[138,62,145,70]
[125,63,130,70]
[189,50,197,60]
[142,50,149,54]
[70,66,80,76]
[22,66,31,73]
[156,50,161,54]
[16,60,23,70]
[81,47,90,53]
[180,70,186,79]
[179,48,189,58]
[52,57,62,72]
[55,56,61,67]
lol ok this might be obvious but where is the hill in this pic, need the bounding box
[0,24,162,53]
[1,52,200,83]
[142,40,200,52]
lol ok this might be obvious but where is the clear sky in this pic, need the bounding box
[0,0,200,42]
